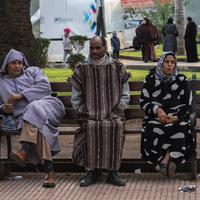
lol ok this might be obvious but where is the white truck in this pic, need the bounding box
[31,0,129,62]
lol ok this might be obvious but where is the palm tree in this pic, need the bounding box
[0,0,38,66]
[175,0,185,55]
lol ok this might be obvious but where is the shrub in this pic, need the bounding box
[67,54,86,71]
[35,37,51,68]
[197,32,200,42]
[67,35,88,71]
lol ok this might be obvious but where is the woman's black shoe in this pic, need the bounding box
[80,170,97,187]
[144,61,148,63]
[153,60,158,62]
[106,170,125,186]
[155,163,167,176]
[167,162,176,179]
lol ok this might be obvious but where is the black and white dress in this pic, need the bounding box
[140,68,196,165]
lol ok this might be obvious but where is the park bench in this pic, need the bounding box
[0,77,198,179]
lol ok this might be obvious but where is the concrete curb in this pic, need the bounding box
[46,59,200,72]
[119,53,200,62]
[125,65,200,72]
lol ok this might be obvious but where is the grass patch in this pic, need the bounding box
[43,68,200,83]
[43,68,200,96]
[126,69,200,81]
[42,68,73,82]
[120,44,200,59]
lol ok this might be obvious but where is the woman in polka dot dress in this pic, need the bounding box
[140,52,196,178]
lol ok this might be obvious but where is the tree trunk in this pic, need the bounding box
[175,0,185,55]
[0,0,39,66]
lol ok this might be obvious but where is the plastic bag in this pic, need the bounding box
[179,185,197,192]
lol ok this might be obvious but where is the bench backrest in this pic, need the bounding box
[50,81,145,121]
[50,78,199,121]
[191,74,200,117]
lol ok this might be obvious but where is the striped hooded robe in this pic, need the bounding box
[70,52,130,170]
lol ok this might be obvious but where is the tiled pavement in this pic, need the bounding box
[1,59,200,199]
[0,172,200,200]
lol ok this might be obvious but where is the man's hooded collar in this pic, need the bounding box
[86,51,112,67]
[0,49,29,77]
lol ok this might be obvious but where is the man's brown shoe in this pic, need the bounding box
[9,149,27,167]
[43,172,55,188]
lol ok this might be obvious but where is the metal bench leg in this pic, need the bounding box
[190,125,197,180]
[0,135,11,179]
[191,154,197,179]
[5,135,12,175]
[190,74,197,179]
[0,132,3,180]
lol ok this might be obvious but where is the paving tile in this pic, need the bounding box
[0,172,199,200]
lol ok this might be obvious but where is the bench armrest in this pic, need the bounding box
[190,112,197,179]
[190,112,196,135]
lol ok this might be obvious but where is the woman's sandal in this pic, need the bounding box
[167,162,176,179]
[155,163,167,176]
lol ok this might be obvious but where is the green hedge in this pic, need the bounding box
[35,37,51,68]
[67,53,86,71]
[197,32,200,42]
[67,35,88,71]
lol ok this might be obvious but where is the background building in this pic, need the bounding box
[120,0,154,9]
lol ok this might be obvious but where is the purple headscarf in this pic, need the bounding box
[0,49,29,75]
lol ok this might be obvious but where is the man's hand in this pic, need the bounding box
[2,103,13,114]
[167,115,178,124]
[157,107,168,124]
[75,62,81,67]
[67,76,71,82]
[6,93,23,104]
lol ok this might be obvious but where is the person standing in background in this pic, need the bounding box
[62,28,73,69]
[136,17,158,63]
[161,17,179,54]
[110,31,121,60]
[184,17,198,62]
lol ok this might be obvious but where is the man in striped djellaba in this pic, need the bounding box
[70,36,131,187]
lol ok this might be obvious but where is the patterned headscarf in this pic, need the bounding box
[155,51,179,84]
